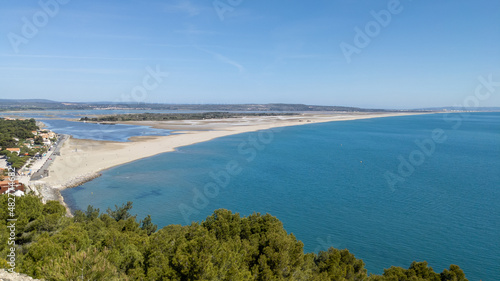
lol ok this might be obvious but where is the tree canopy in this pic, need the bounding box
[80,112,298,122]
[0,118,37,148]
[0,118,48,169]
[0,195,468,281]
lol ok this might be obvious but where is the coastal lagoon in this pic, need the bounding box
[2,110,301,142]
[40,119,171,142]
[1,110,188,141]
[62,113,500,280]
[0,109,210,119]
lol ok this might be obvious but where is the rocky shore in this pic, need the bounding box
[29,172,102,216]
[59,172,102,189]
[0,270,40,281]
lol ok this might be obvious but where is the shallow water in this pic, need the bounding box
[40,119,171,142]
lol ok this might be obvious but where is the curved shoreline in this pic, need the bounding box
[32,172,102,216]
[36,112,435,210]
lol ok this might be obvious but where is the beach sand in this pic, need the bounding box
[38,112,429,192]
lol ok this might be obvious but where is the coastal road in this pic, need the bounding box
[30,134,69,181]
[0,156,7,169]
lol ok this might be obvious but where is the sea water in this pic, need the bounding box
[62,112,500,280]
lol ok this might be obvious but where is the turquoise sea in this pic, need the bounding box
[62,112,500,280]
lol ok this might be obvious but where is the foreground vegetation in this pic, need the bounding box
[0,195,467,280]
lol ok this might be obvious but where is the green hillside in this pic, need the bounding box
[0,195,467,281]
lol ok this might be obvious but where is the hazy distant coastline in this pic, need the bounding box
[0,99,424,112]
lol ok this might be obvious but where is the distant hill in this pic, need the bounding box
[0,99,389,112]
[0,99,88,111]
[125,103,387,112]
[416,106,500,112]
[1,99,497,112]
[0,99,60,104]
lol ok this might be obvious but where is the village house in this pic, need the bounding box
[0,179,25,195]
[39,133,52,145]
[6,148,20,155]
[25,138,35,147]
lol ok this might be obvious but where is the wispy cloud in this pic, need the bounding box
[173,29,215,35]
[165,0,203,17]
[214,54,245,73]
[198,48,245,73]
[144,43,197,48]
[0,66,132,75]
[72,32,148,41]
[173,24,217,36]
[0,54,147,61]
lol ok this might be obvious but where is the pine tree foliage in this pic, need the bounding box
[0,195,468,281]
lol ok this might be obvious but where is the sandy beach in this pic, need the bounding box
[37,112,430,193]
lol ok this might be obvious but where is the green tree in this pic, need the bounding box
[315,248,367,280]
[34,136,44,145]
[440,265,468,281]
[0,195,471,281]
[40,245,125,281]
[140,214,157,235]
[107,201,135,221]
[408,261,440,281]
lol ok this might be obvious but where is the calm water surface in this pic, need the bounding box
[40,119,171,142]
[62,113,500,280]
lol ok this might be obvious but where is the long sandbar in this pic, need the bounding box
[38,112,430,190]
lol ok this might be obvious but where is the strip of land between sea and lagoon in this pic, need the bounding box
[33,112,434,212]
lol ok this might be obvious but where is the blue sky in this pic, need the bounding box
[1,0,499,109]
